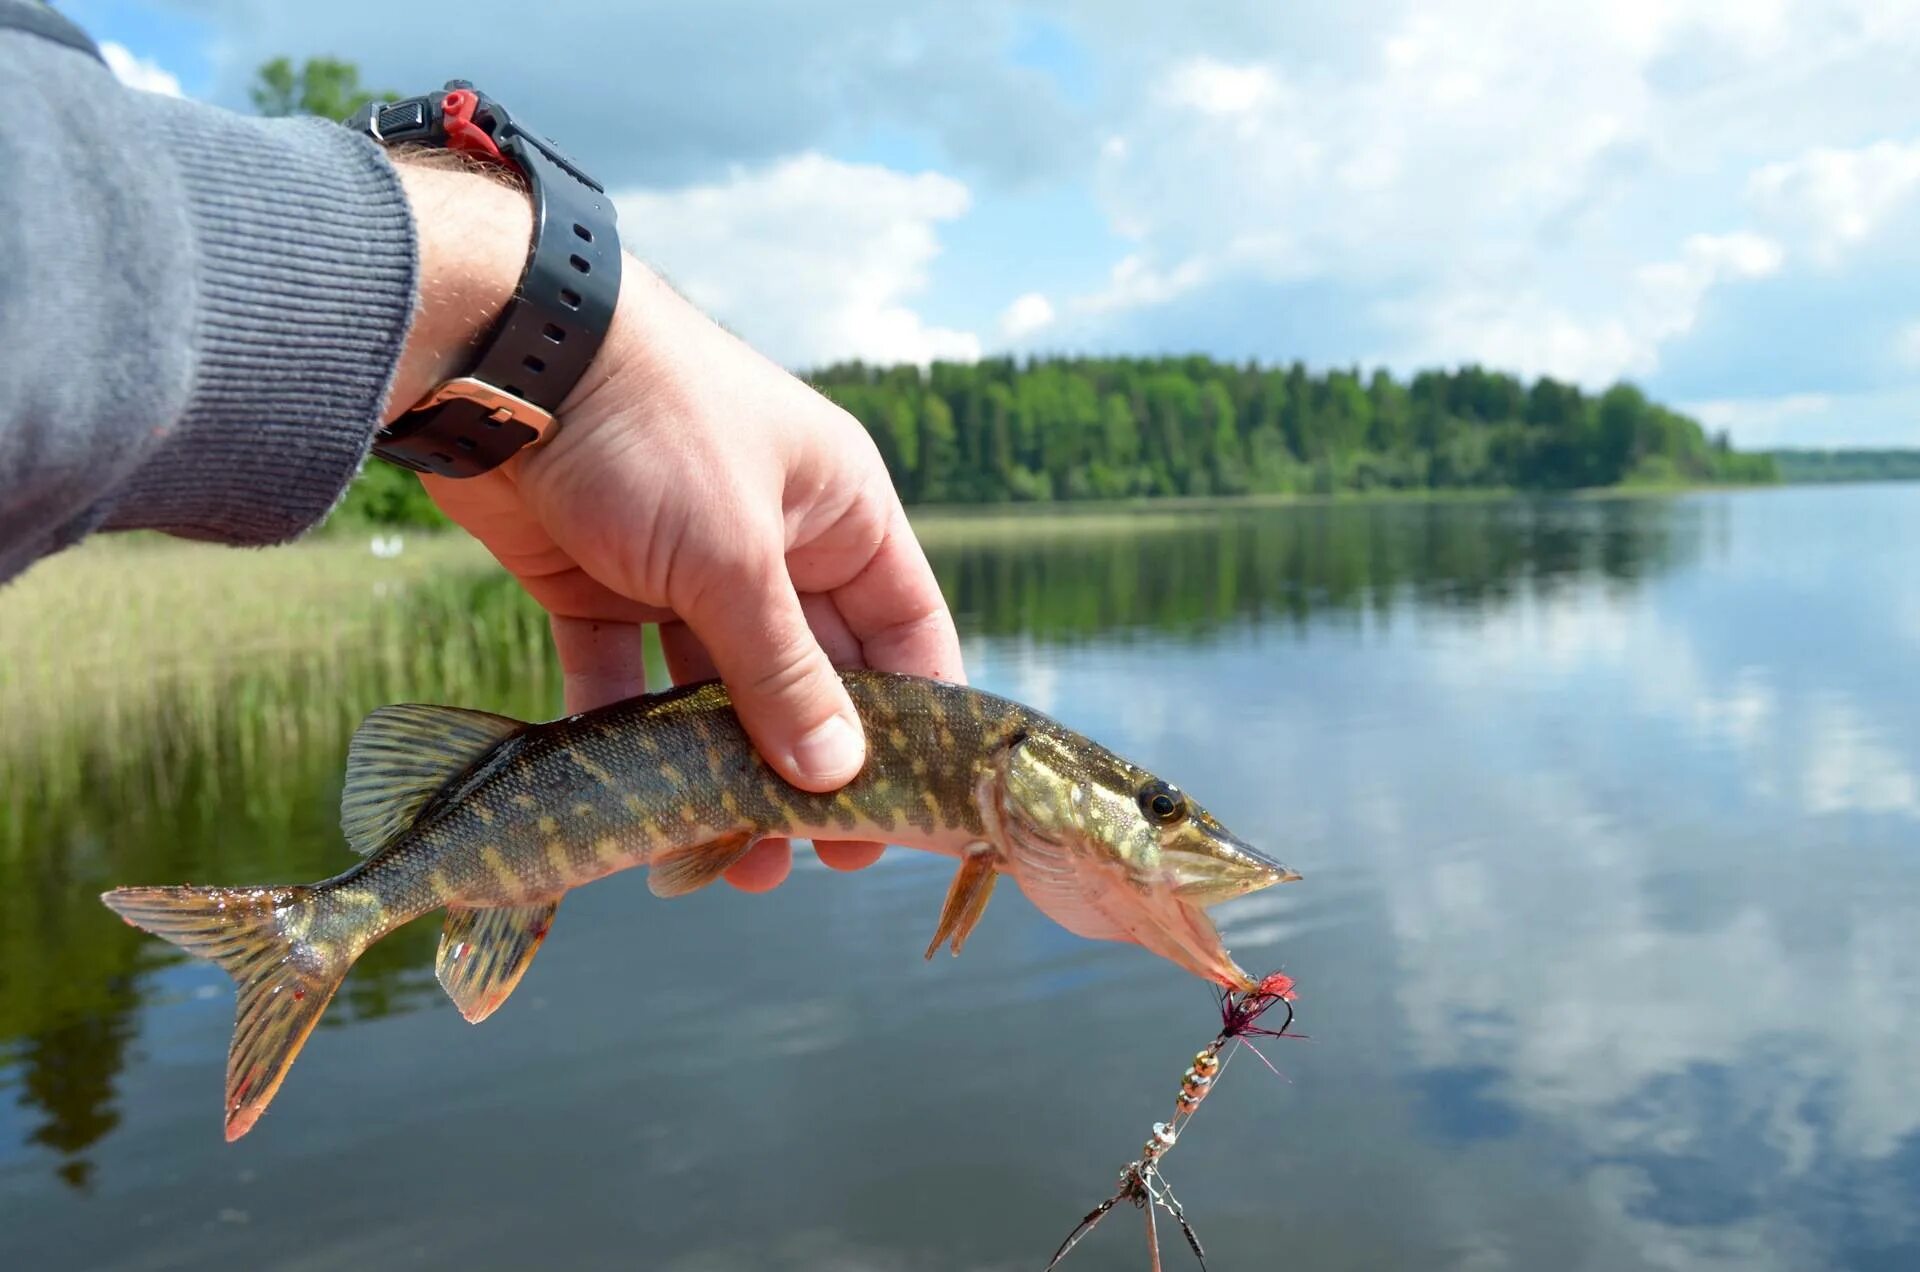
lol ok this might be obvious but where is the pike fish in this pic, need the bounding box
[102,671,1300,1140]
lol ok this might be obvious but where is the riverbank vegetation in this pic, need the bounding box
[1770,449,1920,483]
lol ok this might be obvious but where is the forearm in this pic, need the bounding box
[0,27,414,582]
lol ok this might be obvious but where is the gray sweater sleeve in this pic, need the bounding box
[0,18,418,584]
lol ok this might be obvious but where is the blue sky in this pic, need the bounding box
[63,0,1920,447]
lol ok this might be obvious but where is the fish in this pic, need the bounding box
[100,670,1301,1141]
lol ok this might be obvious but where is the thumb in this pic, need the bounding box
[680,551,866,791]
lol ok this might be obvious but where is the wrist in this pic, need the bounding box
[384,155,534,423]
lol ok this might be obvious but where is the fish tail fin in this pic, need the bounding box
[101,884,350,1142]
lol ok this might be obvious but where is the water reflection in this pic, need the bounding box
[4,487,1919,1272]
[0,570,558,1191]
[924,496,1706,642]
[0,497,1711,1194]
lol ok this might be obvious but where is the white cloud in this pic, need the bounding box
[1059,0,1920,418]
[1393,289,1644,385]
[1749,139,1920,266]
[1157,57,1280,116]
[1628,230,1784,343]
[997,292,1056,341]
[1686,393,1834,444]
[1076,252,1214,315]
[99,42,183,98]
[613,153,979,369]
[1390,231,1783,384]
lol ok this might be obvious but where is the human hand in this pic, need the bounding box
[386,159,965,892]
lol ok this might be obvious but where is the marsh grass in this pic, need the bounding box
[0,534,562,853]
[0,534,583,1177]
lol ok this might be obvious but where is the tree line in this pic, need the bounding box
[1770,449,1920,483]
[814,356,1777,505]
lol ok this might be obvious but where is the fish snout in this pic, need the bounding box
[1168,832,1302,905]
[1224,833,1303,891]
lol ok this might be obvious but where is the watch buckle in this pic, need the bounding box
[410,377,556,443]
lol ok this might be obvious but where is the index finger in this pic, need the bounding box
[829,504,965,685]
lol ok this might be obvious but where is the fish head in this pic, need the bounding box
[991,728,1302,990]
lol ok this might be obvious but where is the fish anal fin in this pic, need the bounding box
[436,900,560,1024]
[341,704,525,855]
[925,849,999,960]
[647,831,759,899]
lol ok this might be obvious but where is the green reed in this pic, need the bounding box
[0,534,559,855]
[2,534,564,1178]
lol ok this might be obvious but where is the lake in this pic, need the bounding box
[3,485,1918,1271]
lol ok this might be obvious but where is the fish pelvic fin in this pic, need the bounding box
[436,900,560,1024]
[100,885,350,1142]
[647,830,760,899]
[924,849,999,960]
[341,703,525,855]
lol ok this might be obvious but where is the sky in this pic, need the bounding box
[58,0,1920,448]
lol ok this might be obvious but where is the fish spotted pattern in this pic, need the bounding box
[102,671,1299,1140]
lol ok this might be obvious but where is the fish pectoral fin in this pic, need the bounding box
[341,703,525,855]
[924,849,999,960]
[647,830,760,899]
[436,900,561,1024]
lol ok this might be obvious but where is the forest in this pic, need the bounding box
[812,357,1777,505]
[334,356,1775,527]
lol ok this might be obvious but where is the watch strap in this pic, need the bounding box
[360,88,621,479]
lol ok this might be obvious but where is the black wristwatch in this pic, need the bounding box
[346,82,621,478]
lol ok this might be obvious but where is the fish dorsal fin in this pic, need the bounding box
[341,704,524,855]
[648,830,760,899]
[437,901,560,1024]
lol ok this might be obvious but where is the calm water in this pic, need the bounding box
[4,487,1919,1271]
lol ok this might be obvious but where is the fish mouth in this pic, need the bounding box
[1170,832,1302,906]
[1230,832,1304,884]
[997,809,1279,990]
[990,768,1294,990]
[1155,835,1300,987]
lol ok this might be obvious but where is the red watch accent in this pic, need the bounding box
[440,88,506,166]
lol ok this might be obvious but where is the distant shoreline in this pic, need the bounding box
[900,479,1885,531]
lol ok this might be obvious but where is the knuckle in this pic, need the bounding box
[741,631,826,704]
[672,517,778,609]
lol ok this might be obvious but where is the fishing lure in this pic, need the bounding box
[1044,971,1299,1272]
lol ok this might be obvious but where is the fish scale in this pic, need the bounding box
[100,670,1299,1141]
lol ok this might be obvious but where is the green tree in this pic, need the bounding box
[917,394,961,502]
[250,56,391,120]
[1595,383,1651,484]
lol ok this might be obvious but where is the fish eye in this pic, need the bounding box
[1138,780,1188,826]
